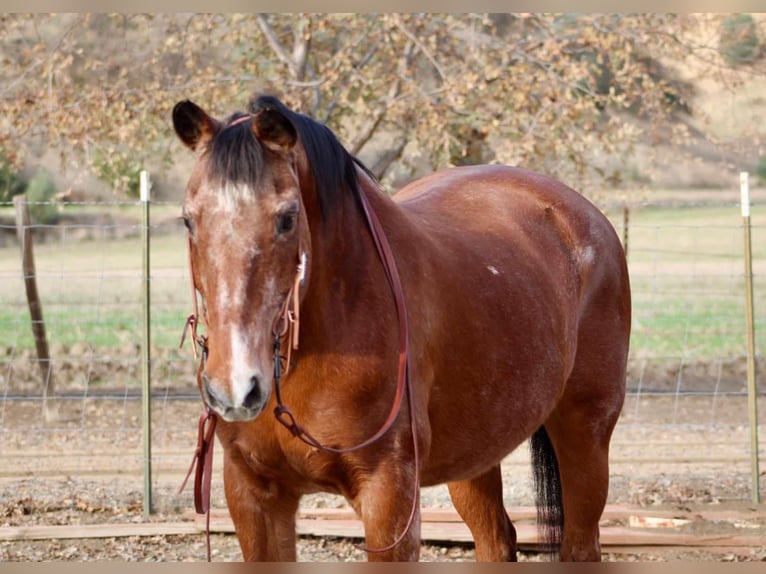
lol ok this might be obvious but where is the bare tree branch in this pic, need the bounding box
[291,16,311,82]
[256,14,299,78]
[371,133,409,180]
[391,14,446,82]
[349,41,416,156]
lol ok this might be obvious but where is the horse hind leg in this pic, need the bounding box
[542,362,626,561]
[448,465,517,561]
[539,258,629,562]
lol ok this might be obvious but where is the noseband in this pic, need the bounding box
[179,145,416,558]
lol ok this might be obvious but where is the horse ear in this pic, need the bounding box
[252,108,297,153]
[172,100,220,152]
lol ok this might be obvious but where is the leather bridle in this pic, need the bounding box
[179,152,419,559]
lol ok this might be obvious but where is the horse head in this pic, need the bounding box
[172,97,311,422]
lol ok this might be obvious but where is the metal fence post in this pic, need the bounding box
[141,170,153,516]
[740,171,760,505]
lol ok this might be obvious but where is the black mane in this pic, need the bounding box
[206,93,373,219]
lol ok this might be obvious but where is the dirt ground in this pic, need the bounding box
[1,470,764,562]
[1,385,765,562]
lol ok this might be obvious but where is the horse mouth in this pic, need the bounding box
[213,405,266,423]
[200,377,271,423]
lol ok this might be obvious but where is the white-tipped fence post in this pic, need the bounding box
[141,170,153,516]
[741,171,760,505]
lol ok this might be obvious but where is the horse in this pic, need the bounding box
[171,93,631,562]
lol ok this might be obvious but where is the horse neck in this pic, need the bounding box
[293,143,395,272]
[297,163,401,349]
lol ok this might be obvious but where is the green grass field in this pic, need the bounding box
[0,204,190,351]
[0,200,763,363]
[610,203,765,361]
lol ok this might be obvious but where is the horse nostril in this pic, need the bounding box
[201,373,221,409]
[242,376,262,409]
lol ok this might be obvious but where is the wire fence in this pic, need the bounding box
[0,190,763,516]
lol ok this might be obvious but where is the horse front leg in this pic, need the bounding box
[353,459,421,561]
[448,465,517,561]
[222,453,299,561]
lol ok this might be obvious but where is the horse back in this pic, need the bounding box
[393,164,627,314]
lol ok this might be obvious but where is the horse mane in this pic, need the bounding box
[207,111,265,192]
[206,93,376,219]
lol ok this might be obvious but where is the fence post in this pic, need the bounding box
[13,194,58,423]
[740,171,760,505]
[141,170,153,517]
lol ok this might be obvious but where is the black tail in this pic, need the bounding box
[530,425,563,559]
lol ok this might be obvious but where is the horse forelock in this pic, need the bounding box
[205,113,264,198]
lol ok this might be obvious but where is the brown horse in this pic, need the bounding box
[172,93,631,562]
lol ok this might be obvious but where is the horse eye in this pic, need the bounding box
[276,211,297,235]
[181,214,194,236]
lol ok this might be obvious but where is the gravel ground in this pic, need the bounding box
[1,392,765,562]
[4,532,762,562]
[1,481,764,563]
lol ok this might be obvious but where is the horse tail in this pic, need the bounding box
[530,425,563,559]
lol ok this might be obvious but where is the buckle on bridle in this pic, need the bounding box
[180,313,208,360]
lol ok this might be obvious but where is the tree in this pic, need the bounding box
[0,13,754,196]
[719,14,762,67]
[0,150,25,202]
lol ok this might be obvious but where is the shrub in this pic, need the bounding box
[93,149,143,198]
[25,169,59,224]
[719,14,762,67]
[0,153,24,203]
[756,156,766,185]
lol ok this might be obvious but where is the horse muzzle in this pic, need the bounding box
[200,371,270,422]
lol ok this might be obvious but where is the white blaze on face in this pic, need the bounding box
[216,182,256,214]
[227,277,278,408]
[218,277,247,314]
[204,181,266,317]
[197,181,293,412]
[229,326,261,406]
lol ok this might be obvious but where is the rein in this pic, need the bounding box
[178,235,217,561]
[179,156,418,559]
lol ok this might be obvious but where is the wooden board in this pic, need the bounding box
[0,522,199,541]
[2,504,764,552]
[192,509,765,550]
[294,504,766,523]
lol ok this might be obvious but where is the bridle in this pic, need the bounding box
[179,136,418,560]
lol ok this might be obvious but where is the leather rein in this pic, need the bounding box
[179,157,418,559]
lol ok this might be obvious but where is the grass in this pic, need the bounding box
[607,202,766,361]
[0,199,763,363]
[0,203,190,352]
